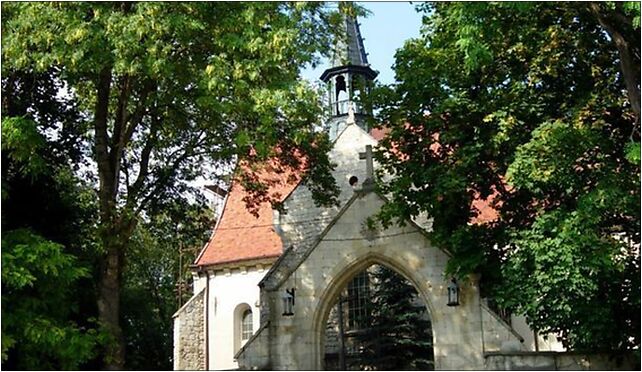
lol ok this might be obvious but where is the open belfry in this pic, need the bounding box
[172,12,627,372]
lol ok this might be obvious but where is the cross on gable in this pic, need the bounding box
[358,145,375,189]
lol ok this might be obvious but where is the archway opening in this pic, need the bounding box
[323,264,434,370]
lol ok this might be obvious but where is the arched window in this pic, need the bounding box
[347,271,369,330]
[234,303,253,352]
[335,75,347,100]
[335,75,349,115]
[241,308,253,342]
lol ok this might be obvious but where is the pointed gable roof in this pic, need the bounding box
[194,125,501,268]
[194,162,300,268]
[320,12,378,82]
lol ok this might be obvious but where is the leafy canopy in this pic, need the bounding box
[2,102,103,369]
[2,2,345,368]
[374,2,640,351]
[2,2,342,212]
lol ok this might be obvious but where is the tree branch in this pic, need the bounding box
[132,131,208,216]
[587,2,641,126]
[122,80,156,151]
[125,111,161,210]
[112,75,131,158]
[94,66,115,213]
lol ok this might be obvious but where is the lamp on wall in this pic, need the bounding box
[447,278,460,306]
[282,288,295,316]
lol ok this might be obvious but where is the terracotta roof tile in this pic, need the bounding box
[196,127,502,268]
[470,190,500,225]
[370,127,500,225]
[369,127,389,141]
[195,163,300,267]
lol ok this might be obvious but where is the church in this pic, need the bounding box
[172,14,631,371]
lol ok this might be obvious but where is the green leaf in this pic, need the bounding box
[625,142,640,164]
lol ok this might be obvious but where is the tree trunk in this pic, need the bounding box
[587,2,641,127]
[93,66,127,370]
[97,217,137,370]
[98,237,125,370]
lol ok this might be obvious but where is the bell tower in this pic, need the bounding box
[320,12,378,140]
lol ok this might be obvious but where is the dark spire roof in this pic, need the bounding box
[331,15,369,67]
[320,13,377,83]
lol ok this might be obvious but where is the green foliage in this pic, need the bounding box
[3,3,341,366]
[353,266,434,370]
[1,229,101,369]
[1,117,47,176]
[1,230,88,289]
[375,2,640,351]
[621,2,641,28]
[500,206,640,349]
[1,135,103,369]
[625,142,641,164]
[2,64,103,368]
[1,2,341,207]
[122,198,213,370]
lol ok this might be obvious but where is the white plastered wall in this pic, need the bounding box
[511,315,565,351]
[206,265,269,370]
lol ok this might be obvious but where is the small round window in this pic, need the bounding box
[349,176,359,186]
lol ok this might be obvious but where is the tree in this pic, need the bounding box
[121,197,212,370]
[2,66,106,369]
[373,2,640,351]
[2,115,103,369]
[354,266,433,371]
[2,3,342,367]
[1,229,99,370]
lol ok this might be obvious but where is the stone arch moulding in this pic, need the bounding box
[310,251,439,370]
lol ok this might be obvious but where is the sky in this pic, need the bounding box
[301,2,425,85]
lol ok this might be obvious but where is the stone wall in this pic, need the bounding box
[262,124,378,291]
[235,322,271,370]
[173,288,205,370]
[484,352,638,370]
[241,191,488,370]
[480,302,526,353]
[324,305,341,356]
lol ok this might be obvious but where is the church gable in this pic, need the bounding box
[193,121,380,270]
[239,190,484,370]
[261,184,451,295]
[293,191,450,296]
[260,123,381,289]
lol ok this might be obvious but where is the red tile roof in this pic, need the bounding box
[371,126,500,225]
[195,162,300,267]
[369,127,389,141]
[470,190,500,225]
[195,127,500,268]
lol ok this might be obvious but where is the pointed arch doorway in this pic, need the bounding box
[322,263,435,370]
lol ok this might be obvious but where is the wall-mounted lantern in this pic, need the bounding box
[447,278,460,307]
[282,288,295,316]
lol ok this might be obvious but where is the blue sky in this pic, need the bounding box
[301,2,424,85]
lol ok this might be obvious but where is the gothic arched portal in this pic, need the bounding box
[323,264,435,370]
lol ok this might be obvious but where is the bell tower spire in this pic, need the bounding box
[320,10,378,140]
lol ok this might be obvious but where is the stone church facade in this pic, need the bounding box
[173,14,634,371]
